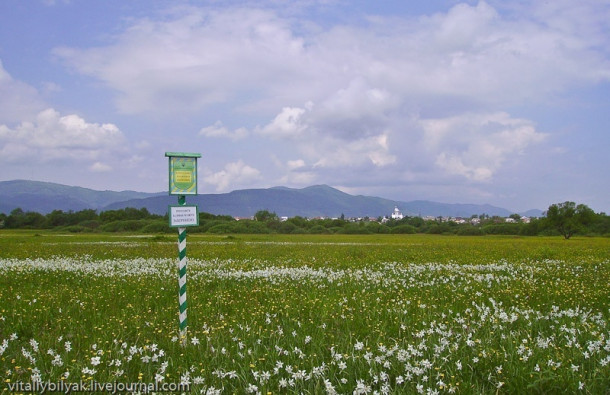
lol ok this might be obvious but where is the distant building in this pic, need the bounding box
[391,206,404,220]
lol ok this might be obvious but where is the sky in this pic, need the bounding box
[0,0,609,213]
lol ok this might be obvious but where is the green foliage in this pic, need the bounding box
[457,226,486,236]
[390,224,417,234]
[276,221,298,234]
[425,223,452,234]
[2,201,609,238]
[519,217,546,236]
[140,220,172,234]
[78,220,101,230]
[546,201,596,239]
[197,219,233,233]
[254,209,279,222]
[365,221,390,234]
[99,207,157,222]
[588,213,610,236]
[308,225,330,234]
[59,225,94,233]
[209,220,271,234]
[339,222,371,234]
[100,220,155,232]
[286,216,309,229]
[482,223,523,235]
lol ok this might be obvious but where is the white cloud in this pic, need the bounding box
[53,2,610,118]
[35,1,609,207]
[55,7,313,115]
[312,133,396,169]
[258,101,396,174]
[203,160,261,192]
[0,108,126,163]
[199,121,248,140]
[286,159,306,170]
[435,153,493,182]
[90,162,112,172]
[0,60,45,124]
[258,106,309,138]
[279,170,316,186]
[420,112,547,181]
[276,158,316,186]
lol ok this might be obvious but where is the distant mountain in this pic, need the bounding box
[103,184,402,218]
[0,180,162,214]
[103,184,522,218]
[0,180,539,218]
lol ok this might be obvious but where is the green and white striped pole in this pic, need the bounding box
[165,151,200,346]
[177,195,188,345]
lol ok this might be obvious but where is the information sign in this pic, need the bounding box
[165,152,201,195]
[169,205,199,227]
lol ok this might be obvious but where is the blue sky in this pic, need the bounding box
[0,0,608,213]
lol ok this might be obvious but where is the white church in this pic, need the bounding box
[391,206,404,220]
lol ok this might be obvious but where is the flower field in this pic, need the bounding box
[1,232,609,394]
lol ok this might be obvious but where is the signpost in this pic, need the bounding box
[165,152,201,345]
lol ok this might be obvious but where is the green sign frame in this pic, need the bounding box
[165,152,201,195]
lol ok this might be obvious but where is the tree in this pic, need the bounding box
[509,213,521,222]
[46,210,69,227]
[5,208,25,228]
[254,210,278,222]
[545,201,595,239]
[23,211,46,228]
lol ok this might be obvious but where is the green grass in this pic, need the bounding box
[0,231,608,393]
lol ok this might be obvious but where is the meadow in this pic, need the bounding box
[0,231,608,394]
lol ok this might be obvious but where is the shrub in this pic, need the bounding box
[140,221,172,234]
[482,223,522,235]
[208,220,271,234]
[366,222,391,234]
[457,226,485,236]
[52,225,98,233]
[208,223,237,234]
[58,225,94,233]
[390,224,417,234]
[277,221,298,234]
[426,224,444,234]
[339,223,372,234]
[308,225,330,234]
[100,220,149,232]
[200,219,233,233]
[78,220,100,229]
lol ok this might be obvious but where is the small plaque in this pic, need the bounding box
[169,205,199,227]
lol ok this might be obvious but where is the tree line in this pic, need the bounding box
[0,202,608,238]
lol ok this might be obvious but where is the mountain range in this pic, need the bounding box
[0,180,543,218]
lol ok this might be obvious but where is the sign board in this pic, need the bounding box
[169,205,199,227]
[165,152,201,195]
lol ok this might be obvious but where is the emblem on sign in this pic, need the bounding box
[166,152,201,195]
